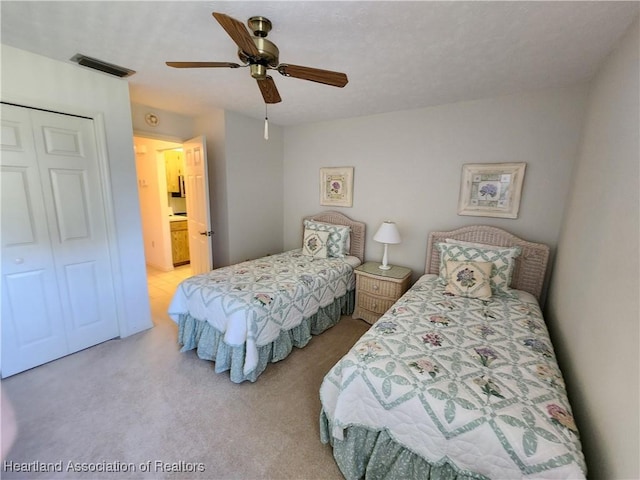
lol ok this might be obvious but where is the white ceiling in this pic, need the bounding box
[1,1,638,126]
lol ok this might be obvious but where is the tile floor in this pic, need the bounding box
[145,263,193,324]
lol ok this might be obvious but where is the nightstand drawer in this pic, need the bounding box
[357,292,395,315]
[353,262,412,325]
[358,276,404,298]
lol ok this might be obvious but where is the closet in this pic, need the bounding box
[1,103,119,377]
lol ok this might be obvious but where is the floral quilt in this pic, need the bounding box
[168,250,357,375]
[320,275,586,479]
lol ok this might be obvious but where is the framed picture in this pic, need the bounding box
[320,167,354,207]
[457,163,526,219]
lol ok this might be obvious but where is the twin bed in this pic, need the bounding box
[168,211,365,383]
[168,217,585,478]
[320,225,586,479]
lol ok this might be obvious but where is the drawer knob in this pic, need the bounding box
[372,285,379,290]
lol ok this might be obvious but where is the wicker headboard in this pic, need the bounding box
[425,225,550,302]
[302,211,366,262]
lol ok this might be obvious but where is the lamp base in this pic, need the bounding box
[379,243,392,270]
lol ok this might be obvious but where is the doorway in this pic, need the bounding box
[134,134,212,277]
[133,135,189,273]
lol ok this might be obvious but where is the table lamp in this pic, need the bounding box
[373,221,401,270]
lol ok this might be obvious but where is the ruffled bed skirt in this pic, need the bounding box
[176,290,355,383]
[320,411,482,480]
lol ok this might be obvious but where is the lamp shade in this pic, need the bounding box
[373,221,401,245]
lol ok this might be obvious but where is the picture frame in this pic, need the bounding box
[320,167,354,207]
[457,163,526,219]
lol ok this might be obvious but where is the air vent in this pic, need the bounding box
[70,54,136,78]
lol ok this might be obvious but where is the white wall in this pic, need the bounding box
[224,111,284,264]
[546,17,639,480]
[1,45,151,336]
[131,103,195,140]
[194,111,284,267]
[283,85,589,285]
[195,110,229,267]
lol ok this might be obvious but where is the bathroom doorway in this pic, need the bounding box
[133,135,189,272]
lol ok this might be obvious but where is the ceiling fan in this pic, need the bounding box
[166,12,349,104]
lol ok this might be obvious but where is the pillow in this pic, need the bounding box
[303,220,350,257]
[302,229,329,258]
[436,241,522,296]
[444,260,493,299]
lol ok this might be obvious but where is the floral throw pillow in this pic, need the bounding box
[303,220,350,257]
[437,242,522,296]
[302,229,329,258]
[444,260,493,299]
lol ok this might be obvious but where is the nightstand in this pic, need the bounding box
[353,262,412,325]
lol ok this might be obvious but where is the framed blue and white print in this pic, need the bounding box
[458,163,526,219]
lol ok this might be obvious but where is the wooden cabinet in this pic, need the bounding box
[353,262,411,325]
[165,150,183,193]
[170,220,190,266]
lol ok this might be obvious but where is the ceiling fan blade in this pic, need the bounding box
[277,64,348,88]
[166,61,241,68]
[257,76,282,104]
[212,12,260,58]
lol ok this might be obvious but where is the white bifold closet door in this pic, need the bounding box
[1,103,119,377]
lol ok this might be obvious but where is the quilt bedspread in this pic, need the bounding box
[168,250,357,375]
[320,275,586,479]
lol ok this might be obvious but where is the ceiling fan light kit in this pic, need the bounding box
[166,12,348,106]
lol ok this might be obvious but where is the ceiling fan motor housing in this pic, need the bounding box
[239,37,279,79]
[237,16,279,80]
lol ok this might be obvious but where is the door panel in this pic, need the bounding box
[3,269,68,368]
[1,105,68,376]
[49,168,91,241]
[5,270,59,344]
[1,103,119,376]
[1,168,37,245]
[42,125,84,157]
[184,136,212,274]
[63,261,101,328]
[30,109,119,353]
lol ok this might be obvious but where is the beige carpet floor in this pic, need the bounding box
[1,265,370,479]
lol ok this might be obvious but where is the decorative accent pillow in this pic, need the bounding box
[303,220,350,257]
[444,260,493,299]
[437,241,522,296]
[302,229,329,258]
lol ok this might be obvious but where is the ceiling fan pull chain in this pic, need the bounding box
[264,104,269,140]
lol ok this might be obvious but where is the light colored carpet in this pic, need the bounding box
[1,267,369,479]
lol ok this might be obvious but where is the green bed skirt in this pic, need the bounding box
[176,290,355,383]
[320,411,484,480]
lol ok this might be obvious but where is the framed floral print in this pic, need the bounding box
[320,167,354,207]
[457,163,526,219]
